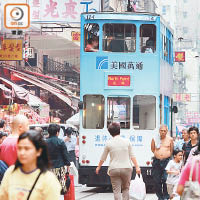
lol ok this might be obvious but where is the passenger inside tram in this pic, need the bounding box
[85,37,99,52]
[107,34,128,52]
[140,24,156,53]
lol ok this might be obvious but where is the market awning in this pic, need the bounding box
[13,73,73,109]
[0,84,12,98]
[0,77,29,102]
[0,77,46,106]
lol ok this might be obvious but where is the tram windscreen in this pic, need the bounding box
[83,95,104,129]
[107,97,130,129]
[133,95,156,130]
[103,24,136,52]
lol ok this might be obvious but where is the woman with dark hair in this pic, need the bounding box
[0,130,61,200]
[46,124,71,200]
[96,122,141,200]
[182,126,199,163]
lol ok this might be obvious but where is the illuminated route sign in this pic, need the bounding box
[108,75,130,86]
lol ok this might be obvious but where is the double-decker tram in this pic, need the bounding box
[78,11,174,191]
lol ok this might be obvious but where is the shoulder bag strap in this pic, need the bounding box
[195,159,199,182]
[27,171,42,200]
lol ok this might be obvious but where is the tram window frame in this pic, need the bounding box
[84,23,99,52]
[133,95,156,130]
[83,95,104,129]
[103,23,136,53]
[107,96,130,129]
[140,24,156,53]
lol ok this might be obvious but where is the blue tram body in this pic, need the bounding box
[78,12,174,191]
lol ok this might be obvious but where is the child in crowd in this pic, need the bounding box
[165,150,183,199]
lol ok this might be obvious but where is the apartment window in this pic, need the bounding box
[183,27,188,34]
[162,6,166,15]
[183,12,187,18]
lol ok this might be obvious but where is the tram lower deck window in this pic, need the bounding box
[103,24,136,52]
[133,95,156,130]
[107,97,130,129]
[83,95,104,129]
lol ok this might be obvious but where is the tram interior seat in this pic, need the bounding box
[107,34,128,52]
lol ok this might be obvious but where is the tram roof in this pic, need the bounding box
[81,11,173,34]
[82,11,159,16]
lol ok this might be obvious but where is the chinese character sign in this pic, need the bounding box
[71,31,80,42]
[173,93,191,102]
[175,52,185,62]
[0,39,23,61]
[30,0,101,23]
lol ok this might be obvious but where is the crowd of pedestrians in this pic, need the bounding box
[0,115,76,200]
[1,114,200,200]
[151,125,200,200]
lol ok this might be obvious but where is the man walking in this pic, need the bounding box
[0,115,29,166]
[151,124,174,200]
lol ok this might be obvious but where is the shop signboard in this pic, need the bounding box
[29,0,100,23]
[0,39,23,61]
[71,31,80,42]
[175,51,185,62]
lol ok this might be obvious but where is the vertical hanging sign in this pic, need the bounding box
[24,34,28,62]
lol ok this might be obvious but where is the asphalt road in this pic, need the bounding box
[75,185,157,200]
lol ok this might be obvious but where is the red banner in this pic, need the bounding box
[175,51,185,62]
[108,75,130,86]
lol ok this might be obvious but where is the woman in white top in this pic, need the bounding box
[96,122,141,200]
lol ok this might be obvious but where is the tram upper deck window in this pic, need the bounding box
[84,24,99,52]
[83,95,104,129]
[103,24,136,52]
[107,97,130,129]
[133,95,156,130]
[140,24,156,53]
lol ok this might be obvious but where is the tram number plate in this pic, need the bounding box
[86,15,95,20]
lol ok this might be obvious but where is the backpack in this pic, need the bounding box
[182,158,200,200]
[0,160,8,183]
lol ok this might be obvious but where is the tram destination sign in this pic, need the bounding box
[108,75,130,86]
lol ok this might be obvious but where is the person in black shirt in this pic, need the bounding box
[182,126,199,164]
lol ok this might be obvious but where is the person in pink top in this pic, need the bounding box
[0,115,29,166]
[177,139,200,196]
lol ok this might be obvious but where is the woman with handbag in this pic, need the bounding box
[177,140,200,198]
[0,130,61,200]
[46,124,71,200]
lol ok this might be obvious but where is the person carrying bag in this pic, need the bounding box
[177,155,200,199]
[181,158,200,199]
